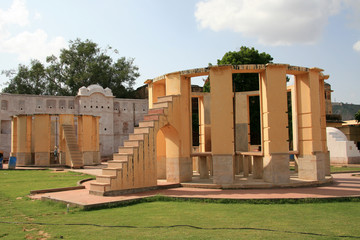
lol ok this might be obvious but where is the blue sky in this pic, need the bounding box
[0,0,359,104]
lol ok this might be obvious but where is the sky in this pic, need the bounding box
[0,0,359,104]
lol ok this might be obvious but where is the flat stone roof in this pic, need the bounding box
[147,64,327,84]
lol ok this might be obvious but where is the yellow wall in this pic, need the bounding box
[210,66,234,154]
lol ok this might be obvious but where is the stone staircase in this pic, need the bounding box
[62,124,83,168]
[89,95,175,196]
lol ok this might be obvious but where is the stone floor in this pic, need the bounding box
[29,172,360,209]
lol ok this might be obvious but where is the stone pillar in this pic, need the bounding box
[33,114,51,165]
[199,156,209,179]
[295,68,326,181]
[235,92,250,151]
[319,76,331,176]
[210,66,235,184]
[10,116,17,157]
[164,74,192,182]
[15,115,32,165]
[198,97,206,153]
[252,156,263,179]
[260,64,290,184]
[78,115,100,165]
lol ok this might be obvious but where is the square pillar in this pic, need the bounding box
[199,156,209,179]
[260,64,290,184]
[15,115,32,165]
[295,68,326,181]
[33,114,51,165]
[210,66,235,184]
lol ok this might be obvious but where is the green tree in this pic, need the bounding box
[204,47,273,145]
[203,46,273,92]
[218,46,273,92]
[355,110,360,122]
[2,39,140,98]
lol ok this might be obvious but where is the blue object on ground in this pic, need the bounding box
[0,157,3,169]
[8,156,16,169]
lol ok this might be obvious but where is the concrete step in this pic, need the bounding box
[134,127,150,134]
[107,160,127,168]
[148,108,164,115]
[89,182,111,192]
[139,121,155,128]
[144,115,160,121]
[124,140,140,147]
[153,102,169,108]
[157,95,174,103]
[129,133,145,141]
[113,153,131,160]
[118,146,136,154]
[96,175,116,184]
[103,168,121,176]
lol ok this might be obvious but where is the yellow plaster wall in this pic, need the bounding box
[260,65,289,155]
[210,66,234,154]
[33,115,50,153]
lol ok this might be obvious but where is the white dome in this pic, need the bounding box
[326,127,347,141]
[77,85,113,97]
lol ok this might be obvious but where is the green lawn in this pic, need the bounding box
[1,170,360,239]
[330,165,360,173]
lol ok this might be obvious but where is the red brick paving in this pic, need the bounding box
[30,173,360,208]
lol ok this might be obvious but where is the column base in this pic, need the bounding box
[212,154,234,184]
[263,153,290,184]
[16,152,32,165]
[298,152,326,181]
[166,157,192,183]
[35,152,50,166]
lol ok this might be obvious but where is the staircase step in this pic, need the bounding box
[157,95,174,103]
[113,153,131,160]
[118,146,136,154]
[148,108,164,115]
[124,140,140,147]
[96,175,116,184]
[108,160,127,168]
[144,115,160,121]
[153,102,169,108]
[103,168,121,176]
[139,121,155,128]
[134,127,150,134]
[129,133,146,141]
[89,182,111,192]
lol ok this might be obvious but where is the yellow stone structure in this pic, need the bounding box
[90,64,331,196]
[11,114,100,168]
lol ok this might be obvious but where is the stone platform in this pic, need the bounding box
[29,173,360,210]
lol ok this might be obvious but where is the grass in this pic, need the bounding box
[0,170,360,239]
[289,165,360,173]
[330,165,360,173]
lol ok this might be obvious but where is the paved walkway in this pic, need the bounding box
[30,172,360,209]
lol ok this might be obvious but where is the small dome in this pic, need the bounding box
[326,127,347,141]
[77,85,113,97]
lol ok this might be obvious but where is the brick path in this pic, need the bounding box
[31,173,360,209]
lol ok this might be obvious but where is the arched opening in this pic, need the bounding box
[158,124,181,183]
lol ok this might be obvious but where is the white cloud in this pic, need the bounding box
[195,0,343,45]
[0,29,67,61]
[0,0,66,62]
[353,41,360,52]
[0,0,29,29]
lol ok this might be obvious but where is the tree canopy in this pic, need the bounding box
[2,39,140,98]
[203,46,273,92]
[355,110,360,122]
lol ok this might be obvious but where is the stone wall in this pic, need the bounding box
[0,85,148,159]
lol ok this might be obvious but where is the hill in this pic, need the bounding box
[332,102,360,121]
